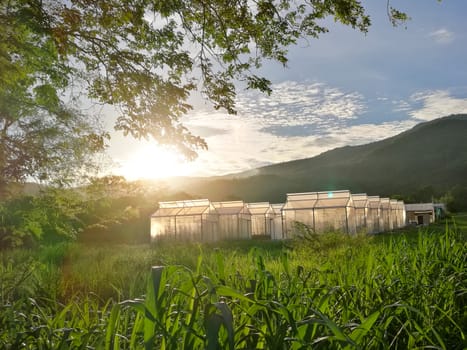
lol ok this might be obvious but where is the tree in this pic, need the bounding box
[0,1,108,196]
[1,0,410,193]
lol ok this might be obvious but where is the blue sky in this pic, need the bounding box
[108,0,467,179]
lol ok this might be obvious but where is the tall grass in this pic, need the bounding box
[0,223,466,349]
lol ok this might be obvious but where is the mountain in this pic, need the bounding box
[168,114,467,204]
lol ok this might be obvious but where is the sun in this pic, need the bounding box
[116,143,194,180]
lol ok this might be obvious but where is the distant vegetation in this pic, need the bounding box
[0,218,466,348]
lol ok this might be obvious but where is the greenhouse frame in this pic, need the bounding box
[282,192,317,239]
[389,199,406,230]
[313,190,357,234]
[247,202,273,238]
[151,199,219,242]
[270,204,284,240]
[352,193,369,233]
[379,198,391,232]
[366,196,381,233]
[212,201,251,240]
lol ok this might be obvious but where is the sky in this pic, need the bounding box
[107,0,467,180]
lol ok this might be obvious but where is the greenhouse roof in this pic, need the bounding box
[283,192,317,210]
[153,199,212,217]
[152,207,183,217]
[270,203,284,214]
[352,193,368,208]
[367,196,381,209]
[212,201,250,215]
[380,198,390,209]
[314,190,352,208]
[390,199,399,209]
[177,205,213,216]
[247,202,271,215]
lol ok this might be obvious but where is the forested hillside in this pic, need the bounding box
[170,115,467,208]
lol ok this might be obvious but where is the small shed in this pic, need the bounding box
[379,198,391,232]
[313,190,357,234]
[212,201,251,240]
[366,196,381,234]
[405,203,435,226]
[150,199,219,241]
[247,202,273,238]
[270,204,284,240]
[352,193,369,233]
[282,192,317,239]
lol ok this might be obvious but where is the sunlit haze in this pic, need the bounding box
[113,143,198,180]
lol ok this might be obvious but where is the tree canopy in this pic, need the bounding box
[0,0,410,194]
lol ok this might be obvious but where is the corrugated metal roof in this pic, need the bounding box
[405,203,435,211]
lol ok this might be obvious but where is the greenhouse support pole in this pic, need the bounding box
[201,214,204,242]
[345,207,349,235]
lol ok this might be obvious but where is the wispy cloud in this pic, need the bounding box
[429,28,454,44]
[409,91,467,121]
[183,82,421,176]
[234,81,366,137]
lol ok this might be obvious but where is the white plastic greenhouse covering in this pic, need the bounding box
[247,202,273,237]
[151,199,218,241]
[396,201,406,228]
[270,204,284,240]
[352,194,369,233]
[366,196,381,234]
[212,201,251,240]
[379,198,391,232]
[283,190,357,236]
[313,190,357,234]
[150,192,408,243]
[282,192,317,239]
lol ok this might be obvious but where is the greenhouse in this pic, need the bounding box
[399,201,407,228]
[366,196,381,233]
[394,200,405,228]
[247,202,273,238]
[379,198,391,232]
[313,190,357,234]
[282,192,317,239]
[151,199,219,242]
[388,200,398,231]
[270,204,284,240]
[352,193,369,233]
[389,200,407,230]
[212,201,251,240]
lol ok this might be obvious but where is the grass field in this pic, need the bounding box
[1,215,466,349]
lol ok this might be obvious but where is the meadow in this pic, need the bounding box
[0,216,466,349]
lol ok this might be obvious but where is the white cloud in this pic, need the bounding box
[181,82,420,176]
[233,80,366,136]
[428,28,454,44]
[409,91,467,121]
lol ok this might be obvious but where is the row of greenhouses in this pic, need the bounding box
[150,191,406,242]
